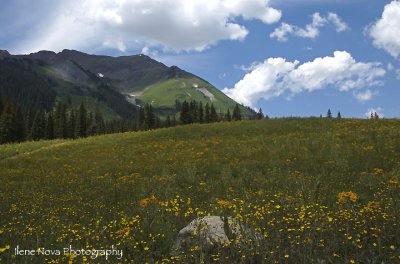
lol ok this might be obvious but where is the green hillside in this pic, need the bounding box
[1,119,399,263]
[137,77,253,117]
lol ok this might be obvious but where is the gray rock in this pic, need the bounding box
[173,216,260,255]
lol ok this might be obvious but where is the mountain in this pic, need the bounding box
[1,49,254,119]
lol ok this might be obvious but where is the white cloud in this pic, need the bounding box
[17,0,281,53]
[270,12,348,41]
[327,12,348,32]
[353,89,377,103]
[368,1,400,58]
[223,51,385,107]
[365,107,384,118]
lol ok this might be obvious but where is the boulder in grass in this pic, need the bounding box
[173,216,260,255]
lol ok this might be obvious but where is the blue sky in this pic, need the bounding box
[1,0,399,118]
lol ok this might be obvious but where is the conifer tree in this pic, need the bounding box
[145,103,156,129]
[0,101,17,144]
[165,115,171,128]
[68,109,76,139]
[0,95,3,116]
[327,108,332,118]
[54,102,67,138]
[30,111,46,140]
[94,108,105,135]
[232,104,241,121]
[256,108,264,120]
[205,103,210,123]
[75,103,87,138]
[210,104,218,122]
[138,107,146,129]
[87,112,95,136]
[180,101,191,124]
[337,111,342,119]
[46,112,55,139]
[198,102,204,123]
[171,115,177,127]
[225,109,232,121]
[14,105,26,141]
[189,101,198,123]
[25,108,35,137]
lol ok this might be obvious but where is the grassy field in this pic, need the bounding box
[0,118,399,263]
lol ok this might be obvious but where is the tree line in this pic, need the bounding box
[178,100,263,125]
[0,98,263,144]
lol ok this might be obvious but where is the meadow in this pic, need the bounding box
[0,118,399,263]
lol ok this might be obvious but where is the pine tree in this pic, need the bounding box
[0,95,3,116]
[94,108,105,135]
[189,101,198,123]
[145,103,156,129]
[327,109,332,118]
[0,101,17,144]
[198,102,204,123]
[225,109,232,121]
[210,104,218,122]
[75,103,87,138]
[205,103,210,123]
[180,101,191,124]
[374,112,379,119]
[232,104,241,121]
[67,109,76,138]
[54,102,67,138]
[256,108,264,120]
[337,111,342,119]
[30,111,46,140]
[25,108,35,137]
[46,112,55,139]
[165,115,171,128]
[138,107,146,129]
[14,105,26,142]
[87,112,95,136]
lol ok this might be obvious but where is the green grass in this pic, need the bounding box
[0,119,399,263]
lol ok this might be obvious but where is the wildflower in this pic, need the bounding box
[217,199,232,208]
[366,201,380,209]
[0,245,10,253]
[139,195,157,207]
[284,254,289,259]
[338,191,357,203]
[388,179,398,186]
[373,168,384,174]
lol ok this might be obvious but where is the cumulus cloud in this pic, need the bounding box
[270,12,348,41]
[365,107,384,119]
[368,1,400,58]
[17,0,281,53]
[353,89,377,103]
[223,51,385,107]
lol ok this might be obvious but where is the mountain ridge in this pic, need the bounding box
[1,49,254,119]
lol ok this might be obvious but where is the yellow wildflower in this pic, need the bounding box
[388,179,398,186]
[0,245,10,253]
[338,191,357,203]
[217,199,232,208]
